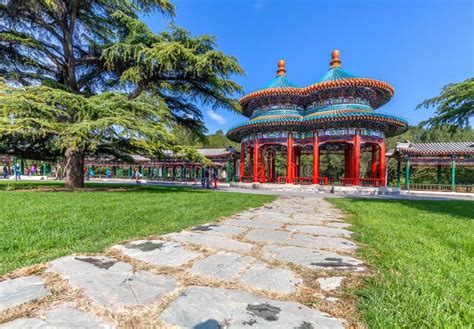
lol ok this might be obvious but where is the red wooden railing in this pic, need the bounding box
[360,178,384,187]
[293,177,313,185]
[341,178,356,186]
[240,176,253,182]
[236,176,388,188]
[318,177,329,185]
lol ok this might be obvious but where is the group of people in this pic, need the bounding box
[2,164,21,180]
[201,167,225,189]
[1,163,64,181]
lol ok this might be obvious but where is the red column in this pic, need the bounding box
[253,138,259,182]
[286,133,293,183]
[292,145,297,180]
[259,146,265,182]
[344,144,352,179]
[379,142,386,186]
[249,147,253,177]
[295,147,300,179]
[271,155,276,182]
[266,147,271,183]
[312,134,319,184]
[353,131,361,185]
[371,145,378,178]
[239,145,245,182]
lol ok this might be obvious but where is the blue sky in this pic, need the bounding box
[143,0,473,134]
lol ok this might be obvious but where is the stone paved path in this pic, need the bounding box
[0,196,366,328]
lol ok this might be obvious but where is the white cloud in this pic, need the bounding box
[207,110,226,124]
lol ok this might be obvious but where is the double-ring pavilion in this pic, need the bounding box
[227,50,408,186]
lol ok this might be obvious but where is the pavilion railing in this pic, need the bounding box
[360,178,384,187]
[293,177,312,185]
[403,184,474,193]
[341,178,357,186]
[318,177,329,185]
[277,176,287,184]
[240,176,254,183]
[327,179,341,186]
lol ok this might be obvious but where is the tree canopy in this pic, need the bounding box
[0,0,243,187]
[417,78,473,131]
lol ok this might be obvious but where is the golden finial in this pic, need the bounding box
[276,59,286,76]
[330,50,341,68]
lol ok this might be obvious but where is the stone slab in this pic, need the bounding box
[191,224,247,237]
[239,262,302,294]
[159,286,345,328]
[287,225,353,238]
[288,234,358,251]
[112,239,200,267]
[48,256,176,309]
[325,222,352,229]
[262,245,365,272]
[0,276,49,312]
[317,277,345,291]
[245,230,357,251]
[0,303,114,328]
[189,252,254,281]
[250,211,293,221]
[223,219,283,230]
[245,229,292,244]
[167,231,254,253]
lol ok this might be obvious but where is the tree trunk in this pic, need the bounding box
[65,149,84,189]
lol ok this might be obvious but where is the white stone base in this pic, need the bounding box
[230,182,401,196]
[401,190,474,198]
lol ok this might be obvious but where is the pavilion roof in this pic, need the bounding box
[197,148,237,158]
[393,141,474,157]
[263,75,299,88]
[318,66,357,82]
[238,51,395,117]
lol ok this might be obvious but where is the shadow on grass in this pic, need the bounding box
[344,197,474,221]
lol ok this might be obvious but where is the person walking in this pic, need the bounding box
[2,165,8,179]
[30,164,36,176]
[221,168,227,182]
[201,168,206,188]
[204,168,210,189]
[212,168,219,189]
[54,163,62,180]
[14,163,21,181]
[135,169,142,185]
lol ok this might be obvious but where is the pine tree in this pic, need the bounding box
[417,78,473,131]
[0,0,243,188]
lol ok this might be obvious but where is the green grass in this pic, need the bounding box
[329,198,474,328]
[0,182,275,275]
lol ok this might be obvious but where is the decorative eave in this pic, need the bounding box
[227,112,408,142]
[240,87,304,107]
[240,78,393,104]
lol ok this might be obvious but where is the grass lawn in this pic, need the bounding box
[329,198,474,328]
[0,181,275,275]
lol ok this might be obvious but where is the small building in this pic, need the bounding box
[390,142,474,192]
[82,148,239,182]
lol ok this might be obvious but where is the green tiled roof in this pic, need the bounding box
[319,67,356,82]
[263,75,299,89]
